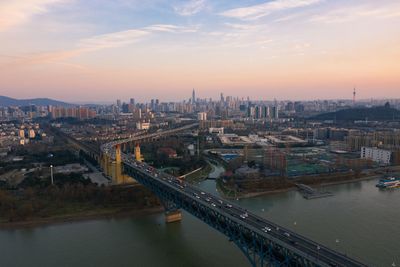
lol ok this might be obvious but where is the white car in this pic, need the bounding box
[211,203,216,207]
[262,227,272,233]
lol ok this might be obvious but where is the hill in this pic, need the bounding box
[310,104,400,121]
[0,96,74,107]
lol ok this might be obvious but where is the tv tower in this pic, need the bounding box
[353,87,356,105]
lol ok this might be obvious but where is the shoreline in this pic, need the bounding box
[0,206,164,230]
[0,175,384,229]
[223,175,381,199]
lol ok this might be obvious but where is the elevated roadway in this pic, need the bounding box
[100,123,367,267]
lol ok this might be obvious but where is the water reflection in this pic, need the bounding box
[0,178,398,267]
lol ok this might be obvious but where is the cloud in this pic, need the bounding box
[310,5,400,23]
[0,0,69,31]
[143,24,200,33]
[174,0,207,16]
[5,29,150,66]
[220,0,321,20]
[78,29,149,51]
[3,23,198,67]
[273,13,303,23]
[224,23,262,31]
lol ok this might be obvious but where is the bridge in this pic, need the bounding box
[98,123,367,267]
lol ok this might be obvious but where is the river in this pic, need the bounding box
[0,172,399,267]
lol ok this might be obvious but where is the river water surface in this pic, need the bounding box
[0,176,399,267]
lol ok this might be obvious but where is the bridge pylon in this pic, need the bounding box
[102,153,111,177]
[112,144,124,184]
[134,143,144,162]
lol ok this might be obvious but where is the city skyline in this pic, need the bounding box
[1,0,400,102]
[1,1,400,267]
[3,89,400,105]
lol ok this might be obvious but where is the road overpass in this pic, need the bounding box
[100,123,367,267]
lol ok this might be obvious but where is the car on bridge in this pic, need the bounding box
[262,227,272,233]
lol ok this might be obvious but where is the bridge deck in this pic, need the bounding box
[122,156,367,267]
[101,123,368,267]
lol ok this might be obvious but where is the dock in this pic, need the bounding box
[296,184,334,199]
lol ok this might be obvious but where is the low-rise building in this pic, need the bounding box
[361,147,391,165]
[209,127,224,135]
[136,122,150,130]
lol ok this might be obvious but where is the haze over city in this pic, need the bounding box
[1,0,400,102]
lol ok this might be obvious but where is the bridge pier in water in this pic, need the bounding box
[165,210,182,223]
[162,199,182,223]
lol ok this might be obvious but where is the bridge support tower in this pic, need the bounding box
[102,153,113,178]
[134,144,144,162]
[112,144,124,184]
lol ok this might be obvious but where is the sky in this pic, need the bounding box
[0,0,399,103]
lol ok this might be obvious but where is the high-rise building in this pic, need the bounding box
[262,106,269,118]
[122,103,129,113]
[192,89,196,104]
[19,129,25,138]
[272,106,279,119]
[197,112,207,121]
[28,129,36,139]
[133,108,142,119]
[130,98,135,105]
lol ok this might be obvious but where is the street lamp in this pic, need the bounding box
[50,165,54,185]
[335,239,340,252]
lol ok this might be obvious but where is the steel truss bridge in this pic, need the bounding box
[99,123,367,267]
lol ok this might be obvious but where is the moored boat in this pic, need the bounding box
[376,177,400,189]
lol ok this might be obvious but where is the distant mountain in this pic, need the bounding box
[310,104,400,121]
[0,96,74,107]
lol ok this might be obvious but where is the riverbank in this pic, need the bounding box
[221,174,382,199]
[0,206,164,229]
